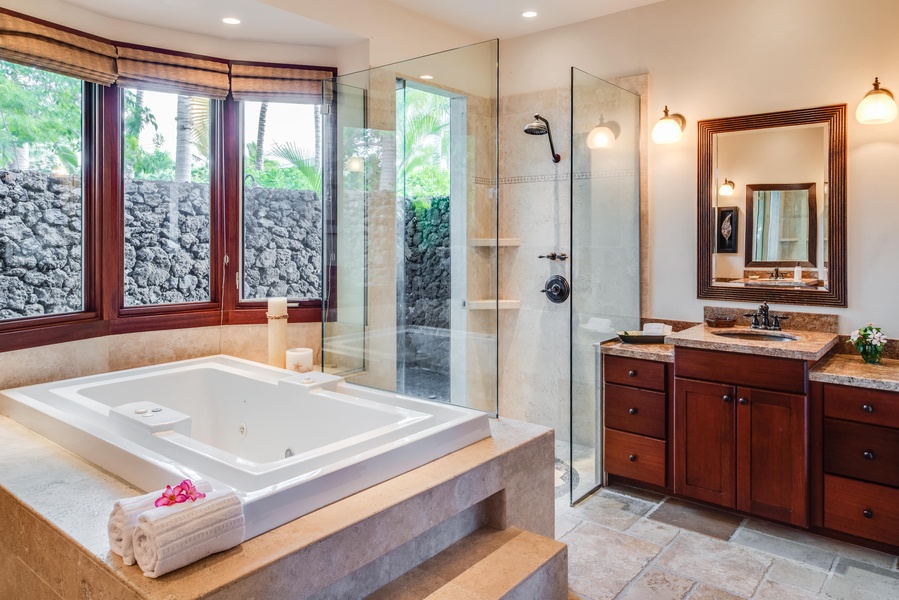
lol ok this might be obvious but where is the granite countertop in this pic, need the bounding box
[598,341,674,363]
[810,353,899,392]
[664,324,838,361]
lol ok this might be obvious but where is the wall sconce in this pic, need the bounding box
[586,117,618,149]
[718,179,735,196]
[346,156,364,172]
[651,106,686,144]
[856,77,898,124]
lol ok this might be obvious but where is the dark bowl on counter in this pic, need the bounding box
[705,317,737,328]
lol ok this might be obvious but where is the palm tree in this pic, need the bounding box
[270,141,322,194]
[174,95,193,182]
[255,101,268,171]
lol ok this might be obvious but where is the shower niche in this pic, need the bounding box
[321,40,500,415]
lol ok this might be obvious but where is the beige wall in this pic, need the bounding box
[500,0,899,335]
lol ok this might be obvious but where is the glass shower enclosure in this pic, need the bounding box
[321,40,499,415]
[568,68,641,502]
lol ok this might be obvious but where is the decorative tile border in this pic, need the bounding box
[498,169,636,185]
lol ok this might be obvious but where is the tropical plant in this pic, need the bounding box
[397,87,450,199]
[0,60,82,173]
[244,141,321,193]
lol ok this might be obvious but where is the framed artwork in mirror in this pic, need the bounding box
[716,208,738,253]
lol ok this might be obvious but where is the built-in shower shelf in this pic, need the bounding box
[467,299,521,310]
[468,238,520,247]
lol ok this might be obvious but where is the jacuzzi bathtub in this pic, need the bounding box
[0,355,492,539]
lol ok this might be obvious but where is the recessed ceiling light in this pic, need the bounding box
[222,17,241,25]
[521,11,538,18]
[420,74,434,80]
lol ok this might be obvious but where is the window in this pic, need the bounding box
[241,100,322,301]
[0,60,83,321]
[122,89,213,306]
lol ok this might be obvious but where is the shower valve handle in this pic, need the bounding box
[538,253,568,261]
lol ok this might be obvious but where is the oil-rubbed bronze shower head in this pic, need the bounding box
[523,113,561,163]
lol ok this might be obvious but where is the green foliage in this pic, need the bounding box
[0,61,82,173]
[123,89,176,181]
[397,87,450,199]
[245,141,321,193]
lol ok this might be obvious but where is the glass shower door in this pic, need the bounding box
[322,41,499,415]
[569,68,641,502]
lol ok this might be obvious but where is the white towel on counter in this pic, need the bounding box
[133,489,245,578]
[107,480,212,565]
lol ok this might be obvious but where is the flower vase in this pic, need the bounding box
[859,344,883,364]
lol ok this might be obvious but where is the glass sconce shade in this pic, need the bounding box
[856,78,898,124]
[587,125,616,149]
[651,106,686,144]
[346,156,364,172]
[718,179,735,196]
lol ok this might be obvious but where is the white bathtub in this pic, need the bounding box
[0,355,491,539]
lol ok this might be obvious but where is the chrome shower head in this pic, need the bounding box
[523,113,561,163]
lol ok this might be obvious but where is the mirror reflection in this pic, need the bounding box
[697,104,847,307]
[746,183,817,265]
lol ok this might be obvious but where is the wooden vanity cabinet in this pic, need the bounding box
[674,347,809,527]
[603,355,670,489]
[820,383,899,547]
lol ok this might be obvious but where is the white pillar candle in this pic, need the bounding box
[286,348,314,373]
[267,297,288,368]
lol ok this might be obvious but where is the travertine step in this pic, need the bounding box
[365,526,567,600]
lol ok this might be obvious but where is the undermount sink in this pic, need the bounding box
[711,330,799,342]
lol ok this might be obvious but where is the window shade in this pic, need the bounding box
[230,63,333,103]
[0,12,117,84]
[116,47,230,100]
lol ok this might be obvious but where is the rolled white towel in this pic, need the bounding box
[108,480,212,565]
[133,489,245,578]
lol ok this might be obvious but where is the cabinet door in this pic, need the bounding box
[736,387,808,527]
[675,378,736,508]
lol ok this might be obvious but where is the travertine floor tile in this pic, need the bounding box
[618,567,694,599]
[743,519,896,570]
[604,483,667,503]
[555,512,581,539]
[562,521,661,600]
[570,489,655,531]
[823,557,899,600]
[654,532,772,597]
[730,529,836,570]
[649,498,743,540]
[766,559,827,594]
[689,584,746,599]
[625,518,680,546]
[755,580,822,599]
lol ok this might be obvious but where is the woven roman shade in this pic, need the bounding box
[0,12,116,84]
[116,47,230,99]
[230,63,333,103]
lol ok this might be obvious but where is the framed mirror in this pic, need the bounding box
[697,105,846,306]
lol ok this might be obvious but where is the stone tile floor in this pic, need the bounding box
[556,485,899,600]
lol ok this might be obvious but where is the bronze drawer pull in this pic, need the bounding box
[863,450,874,460]
[739,397,748,405]
[863,509,874,519]
[863,404,874,413]
[723,395,733,403]
[628,370,637,377]
[629,454,637,462]
[628,407,638,415]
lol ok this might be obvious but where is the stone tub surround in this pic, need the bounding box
[0,323,321,390]
[0,414,556,599]
[810,353,899,392]
[598,341,674,363]
[665,324,838,361]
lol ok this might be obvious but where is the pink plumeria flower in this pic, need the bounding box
[179,479,206,502]
[154,484,188,507]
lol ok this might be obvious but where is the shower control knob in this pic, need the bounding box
[540,275,570,304]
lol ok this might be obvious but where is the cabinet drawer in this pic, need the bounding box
[605,383,666,439]
[675,347,806,394]
[824,474,899,547]
[824,384,899,428]
[823,418,899,487]
[604,355,666,392]
[604,429,666,487]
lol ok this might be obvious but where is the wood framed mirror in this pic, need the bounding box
[697,105,846,306]
[745,182,817,268]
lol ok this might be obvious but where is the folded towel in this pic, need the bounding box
[108,480,212,565]
[133,489,245,578]
[642,323,672,335]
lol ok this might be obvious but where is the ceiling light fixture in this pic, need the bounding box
[521,11,538,18]
[222,17,241,25]
[856,77,898,124]
[420,74,434,80]
[718,179,735,196]
[651,106,686,144]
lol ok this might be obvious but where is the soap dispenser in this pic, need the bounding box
[793,262,801,281]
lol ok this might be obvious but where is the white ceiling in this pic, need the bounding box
[59,0,666,47]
